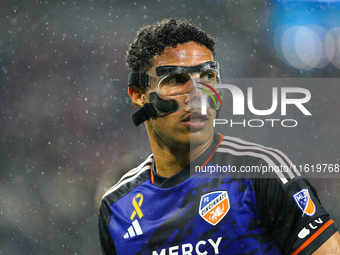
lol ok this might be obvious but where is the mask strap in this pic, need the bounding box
[130,92,179,126]
[131,103,158,126]
[128,72,150,88]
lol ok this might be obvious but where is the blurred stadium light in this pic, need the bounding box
[272,0,340,70]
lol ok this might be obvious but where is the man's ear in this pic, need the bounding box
[128,85,146,108]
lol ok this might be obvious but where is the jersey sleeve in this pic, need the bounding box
[98,200,117,255]
[254,173,337,255]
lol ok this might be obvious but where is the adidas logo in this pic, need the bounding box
[123,219,143,239]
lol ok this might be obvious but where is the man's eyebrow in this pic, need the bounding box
[155,61,218,77]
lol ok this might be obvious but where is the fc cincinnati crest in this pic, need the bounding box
[293,189,316,217]
[199,191,230,226]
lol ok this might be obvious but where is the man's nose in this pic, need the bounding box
[189,77,202,96]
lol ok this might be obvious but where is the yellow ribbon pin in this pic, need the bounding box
[130,193,143,220]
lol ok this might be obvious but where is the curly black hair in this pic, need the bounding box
[125,18,216,72]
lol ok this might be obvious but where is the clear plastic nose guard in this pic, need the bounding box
[151,76,223,114]
[153,61,222,113]
[155,61,221,95]
[130,61,223,126]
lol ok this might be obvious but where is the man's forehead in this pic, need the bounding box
[152,42,214,68]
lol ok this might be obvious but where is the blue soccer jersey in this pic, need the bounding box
[99,133,337,255]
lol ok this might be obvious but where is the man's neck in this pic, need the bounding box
[150,133,214,178]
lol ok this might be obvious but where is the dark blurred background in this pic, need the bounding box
[0,0,339,254]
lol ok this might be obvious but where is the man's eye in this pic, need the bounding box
[167,76,185,84]
[201,73,214,82]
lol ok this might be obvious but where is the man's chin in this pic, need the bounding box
[189,129,214,148]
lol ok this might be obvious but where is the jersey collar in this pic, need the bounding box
[151,133,223,188]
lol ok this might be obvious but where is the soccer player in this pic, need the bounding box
[98,19,340,255]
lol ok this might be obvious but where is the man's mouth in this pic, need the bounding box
[182,112,208,129]
[190,118,204,122]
